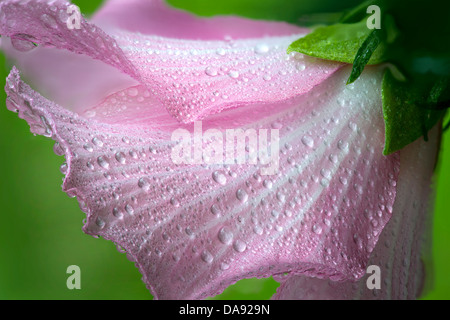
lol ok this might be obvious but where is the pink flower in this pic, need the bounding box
[0,0,438,299]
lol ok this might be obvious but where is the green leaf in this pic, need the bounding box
[382,69,445,155]
[287,20,385,65]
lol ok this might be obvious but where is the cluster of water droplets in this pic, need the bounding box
[113,30,338,122]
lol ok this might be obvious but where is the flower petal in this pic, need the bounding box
[93,0,304,39]
[5,65,399,299]
[0,0,342,124]
[273,127,438,300]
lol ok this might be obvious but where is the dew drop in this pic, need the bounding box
[233,240,247,252]
[228,70,239,79]
[212,171,227,185]
[337,140,349,152]
[60,163,68,175]
[205,66,218,77]
[85,110,96,118]
[92,137,104,147]
[170,197,180,207]
[263,179,273,189]
[236,189,248,203]
[276,192,286,203]
[201,250,214,263]
[138,177,150,191]
[320,168,331,179]
[255,43,269,54]
[54,142,65,156]
[113,207,123,218]
[128,87,138,97]
[216,48,226,56]
[312,224,323,235]
[115,152,126,164]
[210,204,220,215]
[301,135,314,148]
[218,227,233,245]
[40,14,57,28]
[328,154,337,164]
[296,63,306,71]
[220,262,230,270]
[96,217,105,229]
[253,226,263,235]
[271,122,283,129]
[11,35,37,52]
[95,37,105,48]
[354,184,364,195]
[125,204,134,215]
[97,156,109,169]
[339,176,348,185]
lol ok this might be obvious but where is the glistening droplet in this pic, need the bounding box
[301,135,314,148]
[236,189,248,203]
[212,171,227,185]
[11,34,37,52]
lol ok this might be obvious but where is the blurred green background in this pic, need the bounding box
[0,0,448,300]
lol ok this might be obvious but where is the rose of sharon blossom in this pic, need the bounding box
[0,0,438,299]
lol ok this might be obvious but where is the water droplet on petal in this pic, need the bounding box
[253,226,263,235]
[312,224,323,235]
[210,204,220,215]
[255,43,269,54]
[216,48,226,56]
[201,250,214,263]
[92,137,103,147]
[338,140,349,151]
[138,177,150,191]
[115,152,126,164]
[11,34,37,52]
[263,179,273,189]
[97,156,109,169]
[125,204,134,215]
[95,36,105,48]
[96,217,105,229]
[228,70,239,79]
[296,63,306,71]
[128,87,138,97]
[320,168,331,179]
[236,189,248,203]
[40,14,57,28]
[233,240,247,252]
[60,163,68,174]
[271,122,283,129]
[220,262,230,270]
[170,197,180,207]
[205,66,218,77]
[113,207,123,218]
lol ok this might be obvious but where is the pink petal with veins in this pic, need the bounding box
[93,0,304,39]
[273,127,438,300]
[5,64,399,299]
